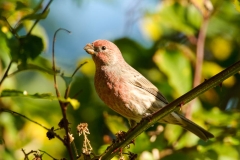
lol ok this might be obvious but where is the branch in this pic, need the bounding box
[186,13,210,119]
[99,60,240,160]
[51,28,74,160]
[64,61,88,99]
[27,0,53,36]
[0,17,19,38]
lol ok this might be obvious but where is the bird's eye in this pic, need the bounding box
[101,46,106,50]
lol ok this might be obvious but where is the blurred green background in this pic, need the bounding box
[0,0,240,159]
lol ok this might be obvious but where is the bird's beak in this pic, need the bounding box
[84,43,95,55]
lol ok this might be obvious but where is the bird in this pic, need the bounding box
[84,39,214,141]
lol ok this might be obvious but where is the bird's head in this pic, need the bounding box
[84,39,124,67]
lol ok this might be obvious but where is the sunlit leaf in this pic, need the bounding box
[103,112,128,134]
[20,8,50,21]
[0,31,10,64]
[153,47,192,97]
[200,142,239,160]
[131,133,151,153]
[141,17,162,41]
[202,61,236,87]
[164,124,183,144]
[210,37,232,61]
[16,63,54,75]
[79,58,95,77]
[0,89,54,99]
[66,97,80,110]
[174,131,199,150]
[142,2,199,40]
[0,90,80,110]
[234,0,240,12]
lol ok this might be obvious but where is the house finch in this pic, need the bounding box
[84,39,214,141]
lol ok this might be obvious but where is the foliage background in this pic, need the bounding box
[0,0,240,159]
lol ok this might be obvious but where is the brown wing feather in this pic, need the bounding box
[129,74,169,105]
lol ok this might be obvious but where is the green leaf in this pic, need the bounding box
[7,36,20,62]
[20,8,50,21]
[61,75,73,87]
[19,35,44,65]
[0,137,4,145]
[201,142,239,160]
[66,98,80,110]
[0,90,80,109]
[0,30,10,63]
[15,1,28,10]
[164,124,183,144]
[16,63,55,75]
[103,112,128,134]
[0,89,55,99]
[153,46,192,97]
[114,38,148,65]
[234,0,240,12]
[159,3,198,35]
[23,21,49,51]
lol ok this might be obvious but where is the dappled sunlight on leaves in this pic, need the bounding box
[103,112,128,134]
[202,61,236,87]
[1,0,240,159]
[210,37,232,61]
[153,48,192,97]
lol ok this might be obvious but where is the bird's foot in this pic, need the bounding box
[114,130,127,143]
[141,113,153,123]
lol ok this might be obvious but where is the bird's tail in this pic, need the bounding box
[177,114,214,141]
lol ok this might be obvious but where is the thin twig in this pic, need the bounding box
[0,17,19,38]
[52,28,71,99]
[52,28,74,160]
[186,18,209,119]
[22,149,37,160]
[71,61,88,78]
[64,61,88,98]
[0,108,65,144]
[0,60,13,88]
[186,0,212,119]
[27,0,53,36]
[72,89,83,99]
[39,150,59,160]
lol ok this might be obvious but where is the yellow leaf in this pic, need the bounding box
[210,37,232,61]
[234,0,240,12]
[202,61,236,87]
[79,57,95,77]
[141,17,162,41]
[67,98,80,110]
